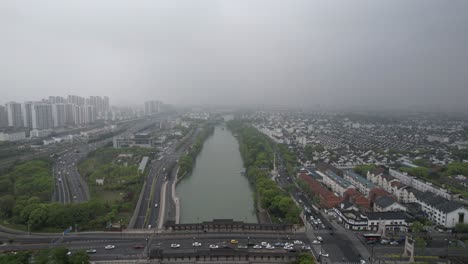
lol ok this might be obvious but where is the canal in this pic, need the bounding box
[176,124,258,223]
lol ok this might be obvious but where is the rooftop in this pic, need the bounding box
[325,170,353,188]
[345,171,376,189]
[374,195,396,208]
[366,211,408,221]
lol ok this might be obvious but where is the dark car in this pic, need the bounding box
[133,245,145,249]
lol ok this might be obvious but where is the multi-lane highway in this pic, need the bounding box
[50,118,161,205]
[0,228,310,262]
[132,126,200,230]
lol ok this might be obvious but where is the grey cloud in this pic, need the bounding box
[1,0,467,111]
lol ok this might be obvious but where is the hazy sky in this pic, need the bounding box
[1,0,467,110]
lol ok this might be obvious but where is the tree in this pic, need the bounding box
[51,247,69,264]
[413,159,431,168]
[411,221,424,233]
[0,251,31,264]
[0,195,15,218]
[69,250,90,264]
[454,223,468,233]
[414,237,427,249]
[28,206,49,230]
[304,145,314,161]
[353,164,376,176]
[293,253,316,264]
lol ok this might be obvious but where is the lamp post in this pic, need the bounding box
[193,236,196,254]
[444,238,449,258]
[120,219,123,238]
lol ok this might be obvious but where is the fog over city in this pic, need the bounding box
[1,0,467,111]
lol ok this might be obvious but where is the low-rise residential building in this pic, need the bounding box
[374,196,407,212]
[333,204,410,232]
[319,170,355,196]
[298,173,342,209]
[389,168,451,200]
[415,191,468,228]
[343,189,371,211]
[0,130,26,141]
[366,211,410,233]
[30,129,52,138]
[113,133,154,148]
[427,135,450,143]
[344,171,376,197]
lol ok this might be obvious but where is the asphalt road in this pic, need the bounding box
[1,231,309,261]
[51,117,161,205]
[132,126,200,230]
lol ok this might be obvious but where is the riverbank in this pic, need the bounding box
[226,120,302,225]
[176,123,215,181]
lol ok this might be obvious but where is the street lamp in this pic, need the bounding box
[120,219,123,237]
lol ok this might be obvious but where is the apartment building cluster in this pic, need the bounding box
[299,162,467,231]
[367,167,468,228]
[144,101,162,115]
[0,95,110,140]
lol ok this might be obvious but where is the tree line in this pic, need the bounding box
[177,124,215,178]
[227,120,301,224]
[0,247,89,264]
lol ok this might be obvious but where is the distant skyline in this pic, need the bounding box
[1,0,468,111]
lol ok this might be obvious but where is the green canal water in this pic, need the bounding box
[176,124,257,223]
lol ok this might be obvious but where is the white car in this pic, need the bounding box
[192,242,202,247]
[155,204,158,208]
[170,244,180,248]
[360,260,366,264]
[312,240,321,245]
[302,245,311,250]
[293,240,303,245]
[317,236,323,242]
[85,249,97,254]
[390,241,399,245]
[284,245,293,250]
[209,244,219,249]
[253,245,262,249]
[261,241,268,247]
[320,251,329,257]
[265,244,275,250]
[104,245,115,250]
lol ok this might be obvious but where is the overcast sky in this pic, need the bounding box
[1,0,467,111]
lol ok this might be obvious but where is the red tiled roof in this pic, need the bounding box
[298,173,342,209]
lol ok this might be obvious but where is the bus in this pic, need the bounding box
[363,233,381,242]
